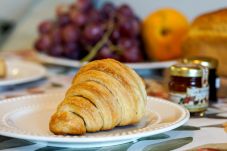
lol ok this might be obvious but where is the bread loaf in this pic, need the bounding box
[0,59,6,78]
[49,59,147,135]
[183,9,227,76]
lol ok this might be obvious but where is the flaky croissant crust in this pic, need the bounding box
[49,59,147,135]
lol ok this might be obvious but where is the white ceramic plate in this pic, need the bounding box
[0,60,46,86]
[0,93,189,148]
[37,53,176,69]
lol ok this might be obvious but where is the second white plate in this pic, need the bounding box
[0,60,46,86]
[0,93,189,148]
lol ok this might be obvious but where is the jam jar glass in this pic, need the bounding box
[169,63,209,117]
[182,56,219,103]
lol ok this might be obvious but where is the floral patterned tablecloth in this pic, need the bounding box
[0,57,227,151]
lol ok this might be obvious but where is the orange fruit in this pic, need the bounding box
[142,8,189,61]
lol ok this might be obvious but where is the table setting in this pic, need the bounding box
[0,0,227,151]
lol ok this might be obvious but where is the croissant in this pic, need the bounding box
[49,59,147,135]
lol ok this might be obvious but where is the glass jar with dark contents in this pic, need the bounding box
[182,57,219,103]
[169,63,209,117]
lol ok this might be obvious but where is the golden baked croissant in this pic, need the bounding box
[49,59,147,135]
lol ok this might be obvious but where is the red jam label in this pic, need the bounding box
[170,86,209,112]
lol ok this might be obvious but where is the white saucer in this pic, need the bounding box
[0,93,189,148]
[0,60,46,86]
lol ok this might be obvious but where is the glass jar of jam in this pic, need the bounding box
[169,63,209,117]
[182,57,219,103]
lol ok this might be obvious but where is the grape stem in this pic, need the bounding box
[81,21,114,62]
[108,42,123,55]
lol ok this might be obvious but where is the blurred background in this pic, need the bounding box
[0,0,227,50]
[0,0,227,78]
[1,0,227,22]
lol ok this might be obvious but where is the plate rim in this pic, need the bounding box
[0,60,47,86]
[0,93,189,144]
[37,53,177,69]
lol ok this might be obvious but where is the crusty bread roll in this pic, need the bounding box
[182,8,227,76]
[49,59,147,135]
[0,59,6,78]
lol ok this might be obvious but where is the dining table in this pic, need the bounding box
[0,51,227,151]
[0,0,227,150]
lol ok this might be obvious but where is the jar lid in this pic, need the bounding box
[182,56,218,69]
[170,63,203,77]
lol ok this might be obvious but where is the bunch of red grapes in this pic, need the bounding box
[35,0,146,62]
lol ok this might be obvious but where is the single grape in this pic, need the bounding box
[117,4,134,18]
[70,10,87,27]
[118,17,140,38]
[120,45,144,62]
[49,45,64,57]
[88,9,103,23]
[76,0,93,12]
[110,28,120,44]
[131,18,140,35]
[117,38,143,62]
[34,40,43,52]
[34,34,52,52]
[61,25,80,43]
[96,46,112,59]
[83,22,104,44]
[95,46,119,60]
[63,42,81,59]
[57,13,71,26]
[100,2,115,19]
[38,20,54,34]
[118,38,139,49]
[50,28,62,45]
